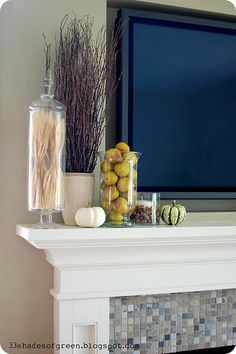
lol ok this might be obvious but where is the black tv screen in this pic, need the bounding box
[117,8,236,199]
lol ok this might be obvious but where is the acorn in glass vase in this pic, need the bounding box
[99,142,141,227]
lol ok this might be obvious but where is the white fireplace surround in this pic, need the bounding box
[16,212,236,354]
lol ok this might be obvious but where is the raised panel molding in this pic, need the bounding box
[72,324,96,354]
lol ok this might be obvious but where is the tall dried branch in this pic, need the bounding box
[54,15,124,173]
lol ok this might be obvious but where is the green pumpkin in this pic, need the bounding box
[161,200,186,225]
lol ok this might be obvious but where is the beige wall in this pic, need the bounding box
[0,1,105,353]
[0,0,235,353]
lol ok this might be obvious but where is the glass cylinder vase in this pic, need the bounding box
[28,70,66,226]
[130,192,161,225]
[99,150,141,227]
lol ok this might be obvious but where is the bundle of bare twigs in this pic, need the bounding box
[54,15,123,173]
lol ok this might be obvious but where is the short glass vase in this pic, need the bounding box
[98,151,141,227]
[130,192,161,225]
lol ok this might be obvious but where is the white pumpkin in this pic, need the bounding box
[75,206,106,228]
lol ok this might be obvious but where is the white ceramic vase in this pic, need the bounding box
[62,173,95,226]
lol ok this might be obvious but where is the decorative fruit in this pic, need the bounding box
[101,160,113,174]
[103,185,119,201]
[112,197,129,213]
[117,177,129,193]
[115,142,130,153]
[161,200,186,225]
[100,143,141,225]
[100,199,112,211]
[103,171,118,186]
[108,211,123,221]
[114,160,130,177]
[105,148,123,164]
[75,205,106,228]
[124,189,137,204]
[123,152,138,166]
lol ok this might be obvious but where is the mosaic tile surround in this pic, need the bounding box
[109,289,236,354]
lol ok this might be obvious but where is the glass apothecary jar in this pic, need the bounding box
[28,70,66,226]
[130,192,161,225]
[99,150,141,226]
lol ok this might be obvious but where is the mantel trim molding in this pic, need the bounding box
[16,212,236,300]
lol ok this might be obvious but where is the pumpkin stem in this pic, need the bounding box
[87,201,91,208]
[173,200,176,206]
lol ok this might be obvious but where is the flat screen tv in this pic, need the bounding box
[116,8,236,199]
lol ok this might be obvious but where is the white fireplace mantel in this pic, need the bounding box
[17,212,236,299]
[16,212,236,354]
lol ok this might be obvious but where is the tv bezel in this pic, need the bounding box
[116,7,236,199]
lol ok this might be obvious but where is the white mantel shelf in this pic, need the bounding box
[17,212,236,247]
[16,212,236,299]
[16,212,236,354]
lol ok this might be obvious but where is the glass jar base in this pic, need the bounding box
[103,220,135,228]
[35,221,61,229]
[37,212,61,229]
